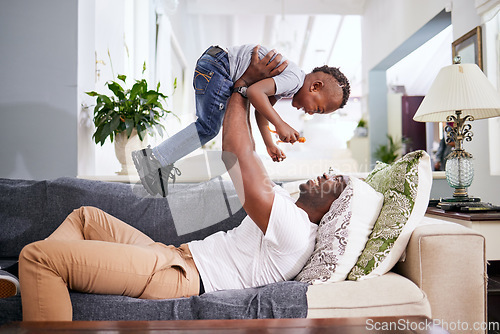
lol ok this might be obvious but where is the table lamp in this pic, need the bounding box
[413,56,500,209]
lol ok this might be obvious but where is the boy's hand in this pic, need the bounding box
[267,145,286,162]
[276,122,300,144]
[237,45,288,86]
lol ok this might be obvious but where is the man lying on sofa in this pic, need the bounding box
[17,47,348,321]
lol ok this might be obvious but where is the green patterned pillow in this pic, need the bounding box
[347,150,432,281]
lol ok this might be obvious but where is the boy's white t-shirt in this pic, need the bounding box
[188,185,317,293]
[227,44,306,100]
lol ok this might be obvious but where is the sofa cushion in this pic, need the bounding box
[348,150,432,281]
[0,177,246,258]
[0,281,309,324]
[306,272,431,318]
[295,176,383,283]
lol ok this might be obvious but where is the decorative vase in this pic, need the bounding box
[114,129,148,175]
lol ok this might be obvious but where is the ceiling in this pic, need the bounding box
[185,0,367,15]
[174,0,366,97]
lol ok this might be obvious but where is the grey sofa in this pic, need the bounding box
[0,177,487,334]
[0,177,308,324]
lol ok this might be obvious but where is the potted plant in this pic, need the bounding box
[373,134,408,164]
[86,63,177,175]
[354,118,368,137]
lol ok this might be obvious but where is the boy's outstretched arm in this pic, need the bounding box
[222,92,275,235]
[255,97,286,162]
[246,79,300,143]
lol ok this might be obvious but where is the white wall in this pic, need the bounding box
[78,0,174,176]
[363,1,449,167]
[485,10,500,176]
[91,0,134,175]
[78,0,96,177]
[0,0,78,180]
[451,0,500,203]
[362,0,448,76]
[362,0,500,203]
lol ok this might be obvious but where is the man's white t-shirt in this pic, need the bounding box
[227,44,306,100]
[188,185,317,293]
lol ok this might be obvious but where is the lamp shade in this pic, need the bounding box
[413,63,500,122]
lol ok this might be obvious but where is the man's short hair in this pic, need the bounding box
[312,65,350,109]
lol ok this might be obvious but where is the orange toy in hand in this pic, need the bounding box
[268,126,306,144]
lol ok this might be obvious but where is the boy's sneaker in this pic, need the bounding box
[160,163,182,195]
[132,146,181,197]
[0,270,19,298]
[159,164,181,189]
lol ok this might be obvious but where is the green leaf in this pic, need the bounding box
[169,111,181,122]
[98,95,113,108]
[373,135,402,164]
[155,123,164,137]
[145,94,158,105]
[136,123,144,141]
[154,100,165,111]
[100,123,111,144]
[107,81,125,100]
[93,104,103,115]
[130,81,144,100]
[142,61,146,74]
[125,118,134,137]
[93,126,103,144]
[88,66,178,146]
[110,115,121,132]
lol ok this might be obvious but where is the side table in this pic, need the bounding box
[425,207,500,261]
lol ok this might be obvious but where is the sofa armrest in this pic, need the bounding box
[395,221,486,333]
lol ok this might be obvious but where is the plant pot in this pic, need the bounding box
[114,129,148,175]
[354,127,368,137]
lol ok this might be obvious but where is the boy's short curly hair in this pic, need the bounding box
[312,65,350,109]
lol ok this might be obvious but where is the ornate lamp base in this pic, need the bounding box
[439,187,481,203]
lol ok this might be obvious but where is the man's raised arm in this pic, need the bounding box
[221,46,287,234]
[222,92,275,234]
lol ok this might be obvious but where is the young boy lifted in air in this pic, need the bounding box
[132,44,350,197]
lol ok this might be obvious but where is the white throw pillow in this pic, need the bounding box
[295,176,384,284]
